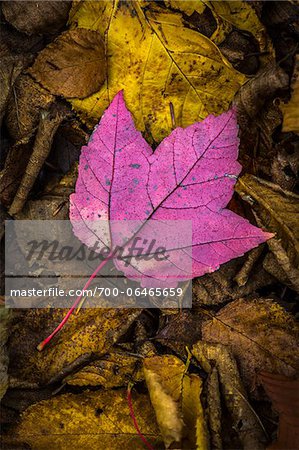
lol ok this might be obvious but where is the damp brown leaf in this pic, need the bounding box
[192,341,266,449]
[202,298,299,396]
[259,371,299,450]
[5,73,54,141]
[29,29,106,99]
[2,1,71,35]
[236,174,299,290]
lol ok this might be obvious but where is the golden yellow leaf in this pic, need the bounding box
[182,374,209,450]
[68,0,245,142]
[207,0,271,52]
[15,389,163,449]
[281,55,299,133]
[65,351,143,388]
[164,0,270,51]
[8,308,139,385]
[143,354,209,449]
[164,0,206,16]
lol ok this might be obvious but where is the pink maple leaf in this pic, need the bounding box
[70,91,271,285]
[37,91,272,350]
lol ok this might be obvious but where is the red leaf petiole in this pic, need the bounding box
[37,252,114,351]
[127,383,155,450]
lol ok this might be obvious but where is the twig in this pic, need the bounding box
[9,104,68,215]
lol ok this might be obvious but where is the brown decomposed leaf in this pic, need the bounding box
[235,65,288,175]
[265,236,299,293]
[29,29,106,99]
[192,341,266,449]
[271,145,299,191]
[5,74,54,141]
[193,258,274,306]
[235,64,289,128]
[206,366,222,450]
[0,25,45,57]
[2,1,72,36]
[155,310,203,356]
[0,307,11,402]
[15,197,69,220]
[259,371,299,450]
[219,30,260,75]
[234,246,265,287]
[9,103,69,216]
[262,247,299,293]
[0,55,32,127]
[0,140,33,208]
[236,174,299,289]
[202,298,299,396]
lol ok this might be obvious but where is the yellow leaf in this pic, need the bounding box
[182,374,209,450]
[9,308,139,385]
[15,389,162,449]
[68,0,245,142]
[207,0,272,53]
[281,55,299,134]
[143,354,209,449]
[164,0,206,16]
[65,350,143,388]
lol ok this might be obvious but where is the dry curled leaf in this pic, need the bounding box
[9,104,69,216]
[193,258,274,305]
[0,140,33,209]
[29,28,106,99]
[155,310,204,356]
[202,298,299,396]
[235,64,288,127]
[14,389,162,450]
[2,1,72,35]
[236,174,299,289]
[234,65,288,174]
[206,366,222,450]
[13,165,78,220]
[192,341,266,449]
